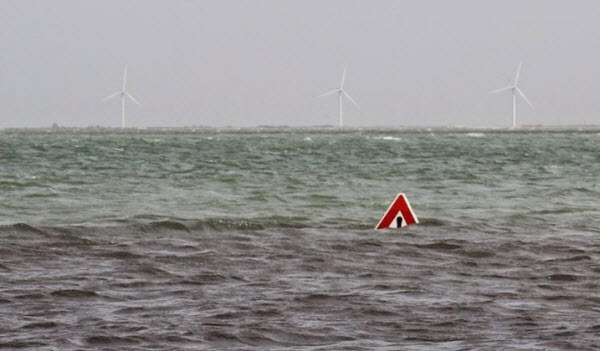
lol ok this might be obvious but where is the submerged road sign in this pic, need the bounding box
[375,193,418,230]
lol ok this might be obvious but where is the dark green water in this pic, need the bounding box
[0,130,598,230]
[1,130,599,350]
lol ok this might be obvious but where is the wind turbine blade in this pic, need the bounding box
[488,86,513,94]
[514,61,523,85]
[340,65,347,88]
[103,91,121,101]
[122,66,128,90]
[515,87,533,109]
[125,91,141,106]
[319,89,340,97]
[342,90,359,107]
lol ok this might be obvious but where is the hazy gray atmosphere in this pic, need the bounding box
[2,0,600,128]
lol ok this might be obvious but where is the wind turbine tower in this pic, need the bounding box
[489,61,533,128]
[104,66,141,128]
[319,65,359,127]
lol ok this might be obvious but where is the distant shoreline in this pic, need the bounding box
[1,125,600,132]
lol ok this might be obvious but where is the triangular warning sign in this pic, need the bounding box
[375,193,418,230]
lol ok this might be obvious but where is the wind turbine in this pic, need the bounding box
[319,65,359,127]
[489,61,533,129]
[103,66,141,128]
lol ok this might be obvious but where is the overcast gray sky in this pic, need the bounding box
[1,0,600,128]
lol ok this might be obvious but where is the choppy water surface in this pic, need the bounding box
[1,130,599,350]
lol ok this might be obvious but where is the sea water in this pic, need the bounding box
[1,129,599,350]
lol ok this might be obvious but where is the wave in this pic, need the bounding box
[0,214,453,237]
[0,218,318,237]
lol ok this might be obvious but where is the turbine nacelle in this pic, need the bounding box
[103,90,141,106]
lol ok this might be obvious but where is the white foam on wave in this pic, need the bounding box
[373,136,402,141]
[466,132,486,138]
